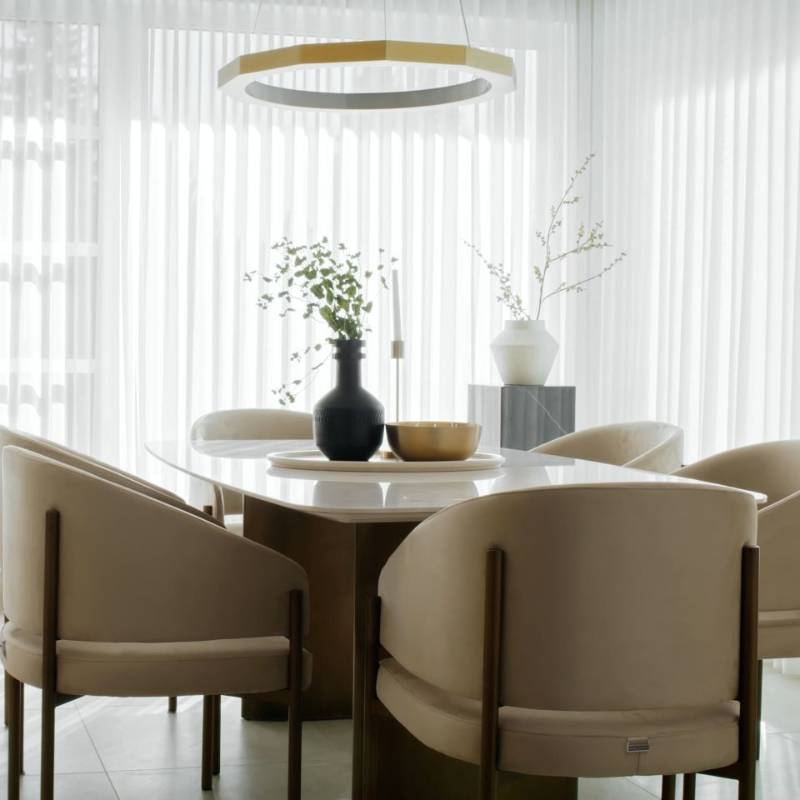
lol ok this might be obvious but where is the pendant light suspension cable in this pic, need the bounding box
[252,0,264,35]
[458,0,471,48]
[253,0,469,46]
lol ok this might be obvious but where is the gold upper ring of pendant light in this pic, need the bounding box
[217,40,516,111]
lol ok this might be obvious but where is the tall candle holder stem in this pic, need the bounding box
[391,339,404,422]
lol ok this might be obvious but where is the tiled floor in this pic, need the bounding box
[2,666,800,798]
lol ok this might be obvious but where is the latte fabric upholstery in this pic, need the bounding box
[0,426,223,724]
[191,408,314,442]
[532,421,684,474]
[1,447,309,797]
[374,483,757,787]
[0,425,220,606]
[674,440,800,659]
[189,408,313,526]
[3,626,311,698]
[0,425,215,533]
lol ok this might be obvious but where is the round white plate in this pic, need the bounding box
[267,449,505,473]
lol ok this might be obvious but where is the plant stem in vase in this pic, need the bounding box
[247,237,396,459]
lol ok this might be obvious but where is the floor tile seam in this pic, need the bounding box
[75,700,122,799]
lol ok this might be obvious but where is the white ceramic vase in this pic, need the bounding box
[490,319,558,385]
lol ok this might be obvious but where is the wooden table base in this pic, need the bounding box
[243,497,355,719]
[241,497,413,725]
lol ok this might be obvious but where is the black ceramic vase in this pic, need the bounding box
[313,339,384,461]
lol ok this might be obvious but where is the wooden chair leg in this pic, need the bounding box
[3,614,9,728]
[661,775,676,800]
[363,596,382,796]
[41,685,56,800]
[737,547,759,800]
[7,675,21,800]
[4,672,24,772]
[288,590,304,800]
[738,762,757,800]
[41,510,60,800]
[202,696,214,790]
[18,682,24,775]
[4,669,10,726]
[683,773,696,800]
[212,695,221,775]
[738,779,755,800]
[168,696,177,713]
[478,550,504,800]
[756,659,763,760]
[3,609,23,776]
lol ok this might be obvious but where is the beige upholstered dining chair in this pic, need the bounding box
[532,421,684,473]
[367,483,759,800]
[674,441,800,701]
[2,447,309,800]
[0,425,213,523]
[0,426,221,722]
[189,408,313,527]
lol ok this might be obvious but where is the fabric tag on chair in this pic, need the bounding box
[626,738,650,753]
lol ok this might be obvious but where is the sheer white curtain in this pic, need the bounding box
[588,0,800,674]
[1,0,799,479]
[584,0,800,461]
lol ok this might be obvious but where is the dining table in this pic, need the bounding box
[146,436,765,800]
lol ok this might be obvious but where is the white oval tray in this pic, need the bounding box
[268,449,505,473]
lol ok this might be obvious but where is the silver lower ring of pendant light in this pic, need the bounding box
[217,40,516,111]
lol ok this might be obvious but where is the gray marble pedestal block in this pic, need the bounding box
[468,384,576,451]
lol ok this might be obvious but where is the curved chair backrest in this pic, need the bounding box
[378,483,755,712]
[674,440,800,507]
[190,409,314,518]
[675,440,800,612]
[532,421,684,473]
[0,426,212,548]
[191,408,313,442]
[2,446,308,643]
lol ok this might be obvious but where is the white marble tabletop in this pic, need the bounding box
[146,438,766,524]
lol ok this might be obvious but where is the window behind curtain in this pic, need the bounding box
[0,18,98,448]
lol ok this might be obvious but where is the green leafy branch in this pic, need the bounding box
[246,236,394,405]
[467,153,628,321]
[465,243,529,321]
[247,236,393,339]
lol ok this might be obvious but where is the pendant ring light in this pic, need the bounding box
[218,1,516,111]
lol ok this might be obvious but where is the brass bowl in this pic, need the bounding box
[386,421,481,462]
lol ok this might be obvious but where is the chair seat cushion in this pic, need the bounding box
[376,658,739,778]
[2,622,311,697]
[759,610,800,659]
